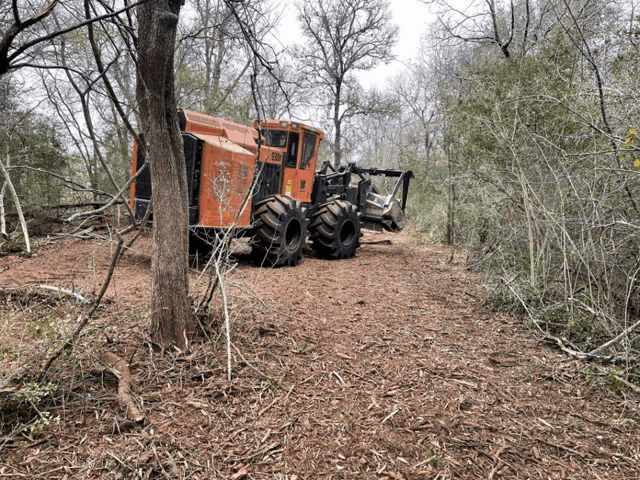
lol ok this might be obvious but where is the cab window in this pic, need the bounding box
[263,130,287,148]
[286,132,299,168]
[301,131,317,169]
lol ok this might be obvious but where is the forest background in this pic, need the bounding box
[1,0,639,368]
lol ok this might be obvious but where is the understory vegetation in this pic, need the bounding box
[0,0,639,376]
[347,0,640,369]
[421,1,640,369]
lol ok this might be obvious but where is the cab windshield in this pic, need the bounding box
[263,130,288,148]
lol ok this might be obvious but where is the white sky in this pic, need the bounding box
[360,0,433,89]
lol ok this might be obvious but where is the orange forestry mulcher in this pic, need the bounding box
[130,110,412,266]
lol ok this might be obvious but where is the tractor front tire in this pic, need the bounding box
[252,195,307,267]
[310,200,361,259]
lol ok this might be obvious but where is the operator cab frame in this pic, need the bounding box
[254,119,324,202]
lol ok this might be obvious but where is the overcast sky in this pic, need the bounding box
[278,0,433,90]
[360,0,432,88]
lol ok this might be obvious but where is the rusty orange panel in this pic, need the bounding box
[259,146,284,166]
[182,110,225,136]
[218,119,259,152]
[282,168,298,199]
[187,123,225,137]
[197,137,255,228]
[297,167,313,203]
[182,110,259,152]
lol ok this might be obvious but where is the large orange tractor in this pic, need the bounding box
[130,110,412,266]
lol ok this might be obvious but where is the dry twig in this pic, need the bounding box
[37,284,88,304]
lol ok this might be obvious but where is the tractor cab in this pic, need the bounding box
[254,119,324,204]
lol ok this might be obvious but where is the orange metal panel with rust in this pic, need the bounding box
[296,162,314,203]
[197,136,255,228]
[282,168,299,200]
[182,110,259,153]
[258,146,284,166]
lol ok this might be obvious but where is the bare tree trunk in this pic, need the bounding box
[446,144,455,246]
[1,139,30,253]
[202,0,213,102]
[0,173,7,240]
[0,142,6,239]
[333,80,342,169]
[137,0,192,349]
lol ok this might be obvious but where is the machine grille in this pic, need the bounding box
[133,133,202,207]
[253,162,282,205]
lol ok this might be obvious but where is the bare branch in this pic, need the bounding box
[0,0,148,76]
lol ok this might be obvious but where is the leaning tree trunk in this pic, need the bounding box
[136,0,192,349]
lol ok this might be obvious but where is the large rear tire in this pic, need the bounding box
[252,195,307,267]
[310,200,361,259]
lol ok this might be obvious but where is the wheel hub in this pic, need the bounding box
[285,218,302,250]
[340,220,356,246]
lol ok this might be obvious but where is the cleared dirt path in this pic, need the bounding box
[0,231,638,479]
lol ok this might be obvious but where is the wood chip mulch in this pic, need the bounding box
[0,231,638,479]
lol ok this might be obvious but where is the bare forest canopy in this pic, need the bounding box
[0,0,639,366]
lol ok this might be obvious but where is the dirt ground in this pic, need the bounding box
[0,230,639,479]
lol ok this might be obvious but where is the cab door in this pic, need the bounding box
[281,131,300,198]
[296,130,318,203]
